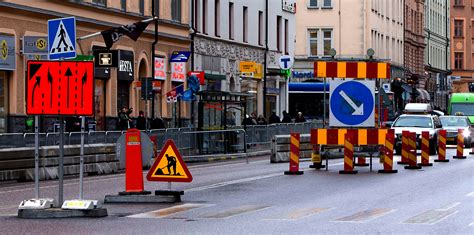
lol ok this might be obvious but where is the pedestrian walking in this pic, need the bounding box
[295,112,306,123]
[281,110,292,123]
[269,112,280,124]
[118,107,132,130]
[257,115,267,125]
[136,111,146,130]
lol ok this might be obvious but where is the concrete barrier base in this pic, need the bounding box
[17,208,108,219]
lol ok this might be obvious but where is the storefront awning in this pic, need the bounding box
[289,83,329,93]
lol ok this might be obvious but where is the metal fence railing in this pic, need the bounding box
[0,121,324,155]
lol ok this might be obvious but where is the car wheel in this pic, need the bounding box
[429,139,437,155]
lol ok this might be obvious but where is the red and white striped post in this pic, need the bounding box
[397,131,410,165]
[435,130,449,162]
[453,129,467,159]
[418,131,433,167]
[378,130,398,173]
[284,133,304,175]
[339,133,358,174]
[405,132,422,170]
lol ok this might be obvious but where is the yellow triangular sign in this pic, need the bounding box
[147,139,193,182]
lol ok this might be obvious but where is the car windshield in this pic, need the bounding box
[451,103,474,115]
[440,117,468,127]
[393,116,432,128]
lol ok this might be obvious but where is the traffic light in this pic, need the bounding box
[141,77,154,100]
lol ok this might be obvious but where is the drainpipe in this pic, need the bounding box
[151,0,159,121]
[190,0,197,128]
[263,0,268,118]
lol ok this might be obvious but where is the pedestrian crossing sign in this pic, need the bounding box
[147,139,193,182]
[48,17,76,60]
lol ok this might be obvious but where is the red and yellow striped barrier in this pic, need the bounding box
[378,130,398,173]
[397,131,410,165]
[453,129,467,159]
[310,128,388,146]
[339,133,358,174]
[435,130,449,162]
[405,132,422,170]
[419,131,433,167]
[284,133,304,175]
[314,61,391,79]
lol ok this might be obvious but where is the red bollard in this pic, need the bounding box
[435,130,449,162]
[378,131,398,173]
[284,133,304,175]
[453,129,467,159]
[397,131,410,165]
[339,133,358,174]
[354,156,369,167]
[121,129,149,194]
[418,131,433,167]
[405,132,422,170]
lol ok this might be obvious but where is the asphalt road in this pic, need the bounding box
[0,147,473,234]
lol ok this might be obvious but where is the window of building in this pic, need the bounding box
[258,11,263,45]
[472,20,474,39]
[322,0,332,8]
[454,19,464,37]
[229,2,234,40]
[277,16,282,52]
[309,0,317,8]
[121,0,126,11]
[139,0,144,14]
[454,0,464,6]
[215,0,220,37]
[309,30,318,56]
[455,52,464,69]
[308,29,333,56]
[243,6,248,42]
[203,0,207,34]
[284,19,289,54]
[91,0,106,6]
[323,29,332,56]
[171,0,181,22]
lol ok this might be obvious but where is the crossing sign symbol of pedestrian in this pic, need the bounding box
[147,140,193,182]
[48,17,76,60]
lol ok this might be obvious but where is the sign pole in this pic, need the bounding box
[58,116,64,206]
[79,116,85,200]
[34,116,39,199]
[323,77,327,128]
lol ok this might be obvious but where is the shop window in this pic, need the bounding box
[171,0,182,22]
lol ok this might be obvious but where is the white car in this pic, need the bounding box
[391,114,442,155]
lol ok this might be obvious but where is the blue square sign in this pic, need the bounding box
[48,17,76,60]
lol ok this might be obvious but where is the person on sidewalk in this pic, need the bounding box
[268,112,280,124]
[136,111,146,130]
[281,110,292,123]
[295,112,306,123]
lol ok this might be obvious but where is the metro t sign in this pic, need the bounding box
[26,61,94,116]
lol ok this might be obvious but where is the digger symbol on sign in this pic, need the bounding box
[146,139,192,182]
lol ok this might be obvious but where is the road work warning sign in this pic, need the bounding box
[147,139,193,182]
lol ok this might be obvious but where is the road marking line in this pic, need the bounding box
[185,162,344,193]
[469,222,474,226]
[334,208,394,223]
[402,210,458,225]
[265,208,332,221]
[466,192,474,197]
[201,205,271,219]
[439,202,460,211]
[127,203,212,219]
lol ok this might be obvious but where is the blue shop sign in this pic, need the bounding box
[292,71,314,78]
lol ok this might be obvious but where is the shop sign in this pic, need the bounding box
[23,36,48,54]
[282,0,296,13]
[0,35,16,70]
[118,50,134,81]
[93,50,118,67]
[292,71,314,78]
[239,61,256,73]
[171,62,186,82]
[154,57,167,80]
[188,71,205,85]
[239,61,263,80]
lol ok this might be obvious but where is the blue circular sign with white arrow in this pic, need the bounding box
[329,80,375,127]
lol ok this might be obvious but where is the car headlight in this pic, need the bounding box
[463,130,471,137]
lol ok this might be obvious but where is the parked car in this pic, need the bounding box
[439,116,473,148]
[391,114,442,155]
